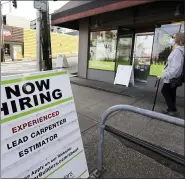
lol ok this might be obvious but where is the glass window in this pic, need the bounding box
[134,34,154,82]
[89,30,117,71]
[150,22,184,77]
[152,23,183,62]
[135,34,153,59]
[116,36,132,66]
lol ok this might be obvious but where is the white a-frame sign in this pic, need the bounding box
[1,70,89,178]
[114,65,134,87]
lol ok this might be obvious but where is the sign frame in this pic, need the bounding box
[114,65,134,87]
[34,0,47,12]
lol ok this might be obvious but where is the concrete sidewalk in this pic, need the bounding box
[71,84,184,178]
[70,77,184,107]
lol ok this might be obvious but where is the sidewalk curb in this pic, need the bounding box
[70,80,133,97]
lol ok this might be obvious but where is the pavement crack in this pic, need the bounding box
[77,112,100,123]
[130,96,143,106]
[81,123,99,134]
[136,118,153,137]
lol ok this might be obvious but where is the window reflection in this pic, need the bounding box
[135,35,154,59]
[89,30,117,71]
[152,23,183,65]
[116,36,132,66]
[150,22,184,77]
[133,33,154,82]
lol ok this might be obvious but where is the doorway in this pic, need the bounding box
[4,44,11,60]
[116,35,133,67]
[133,33,154,82]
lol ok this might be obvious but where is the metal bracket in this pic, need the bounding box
[89,167,106,178]
[97,105,184,174]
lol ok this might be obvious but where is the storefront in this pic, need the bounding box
[51,1,184,85]
[3,25,24,61]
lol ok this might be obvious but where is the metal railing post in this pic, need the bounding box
[97,105,184,172]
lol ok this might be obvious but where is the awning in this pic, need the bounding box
[51,0,154,28]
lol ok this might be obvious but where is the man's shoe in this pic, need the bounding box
[161,109,169,115]
[168,111,179,117]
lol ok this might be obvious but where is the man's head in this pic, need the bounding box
[174,32,185,46]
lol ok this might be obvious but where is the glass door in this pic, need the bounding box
[133,33,154,82]
[116,35,133,67]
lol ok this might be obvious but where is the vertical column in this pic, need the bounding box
[41,1,52,71]
[36,10,42,71]
[78,18,89,78]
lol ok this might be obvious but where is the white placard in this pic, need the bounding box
[114,65,134,87]
[34,0,47,12]
[1,70,89,178]
[56,55,69,68]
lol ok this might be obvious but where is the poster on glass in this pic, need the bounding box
[13,45,23,61]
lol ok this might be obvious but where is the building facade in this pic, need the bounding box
[24,29,78,60]
[3,25,24,61]
[2,25,78,61]
[2,15,29,61]
[51,0,184,96]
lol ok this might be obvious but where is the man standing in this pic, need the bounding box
[161,32,184,116]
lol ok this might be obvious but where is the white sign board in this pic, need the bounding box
[1,70,89,178]
[34,0,47,11]
[56,55,69,68]
[114,65,134,87]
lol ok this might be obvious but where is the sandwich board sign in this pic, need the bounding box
[114,65,134,87]
[1,70,89,178]
[56,55,69,68]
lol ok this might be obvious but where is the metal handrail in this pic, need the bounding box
[97,105,184,172]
